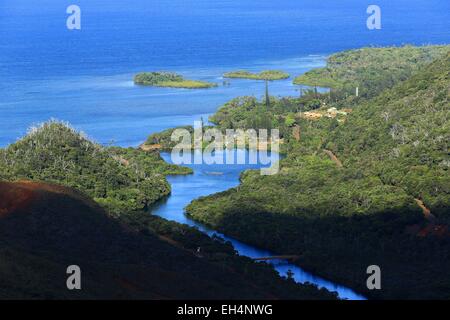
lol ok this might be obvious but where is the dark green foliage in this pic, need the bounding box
[328,52,450,219]
[0,181,336,300]
[294,45,449,99]
[208,91,327,146]
[108,146,192,176]
[2,45,448,300]
[0,121,184,216]
[186,48,450,299]
[134,71,183,85]
[145,126,195,150]
[0,122,336,300]
[119,211,337,300]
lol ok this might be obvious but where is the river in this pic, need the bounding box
[151,150,366,300]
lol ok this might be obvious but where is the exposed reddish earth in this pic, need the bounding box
[405,200,449,238]
[0,180,100,217]
[414,198,436,222]
[323,149,343,168]
[0,180,300,299]
[0,182,38,217]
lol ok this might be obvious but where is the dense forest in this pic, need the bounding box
[293,45,449,100]
[0,121,192,216]
[0,121,335,299]
[186,46,450,299]
[0,180,337,299]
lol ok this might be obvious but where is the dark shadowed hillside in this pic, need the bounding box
[186,48,450,299]
[0,181,336,300]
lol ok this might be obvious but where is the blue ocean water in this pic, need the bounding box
[0,0,449,147]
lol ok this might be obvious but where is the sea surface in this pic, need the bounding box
[0,0,449,147]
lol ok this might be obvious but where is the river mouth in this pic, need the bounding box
[151,150,366,300]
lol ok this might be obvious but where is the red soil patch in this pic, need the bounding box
[417,224,450,238]
[404,198,450,238]
[323,149,343,168]
[406,224,450,239]
[0,182,38,217]
[405,199,449,238]
[0,180,98,218]
[414,198,436,222]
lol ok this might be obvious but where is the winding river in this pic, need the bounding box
[152,150,366,300]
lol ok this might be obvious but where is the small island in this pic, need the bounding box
[223,70,290,80]
[134,72,217,89]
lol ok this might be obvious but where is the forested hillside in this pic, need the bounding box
[327,52,450,220]
[186,48,450,299]
[0,121,191,216]
[294,45,449,99]
[0,181,335,299]
[0,122,336,299]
